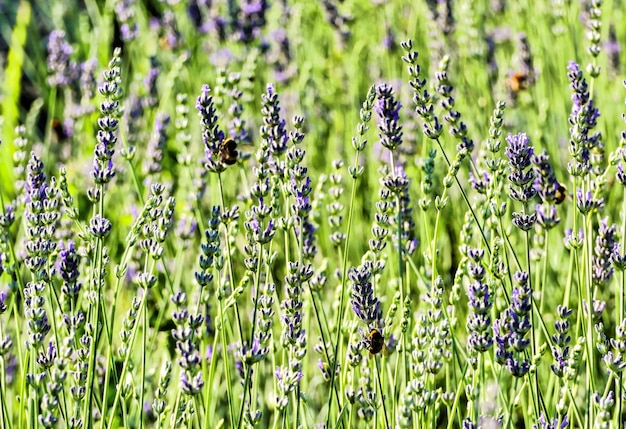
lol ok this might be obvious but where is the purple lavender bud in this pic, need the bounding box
[88,215,112,239]
[469,171,490,194]
[576,188,603,214]
[90,50,122,190]
[197,85,230,173]
[536,205,560,230]
[616,164,626,186]
[381,166,409,195]
[349,263,383,327]
[593,218,617,287]
[566,61,602,176]
[512,211,537,231]
[374,83,403,151]
[493,271,532,377]
[505,132,536,203]
[532,150,562,203]
[260,83,289,156]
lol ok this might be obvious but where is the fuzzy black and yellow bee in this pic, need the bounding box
[553,183,567,204]
[507,71,529,93]
[367,328,386,356]
[50,118,69,141]
[218,137,238,165]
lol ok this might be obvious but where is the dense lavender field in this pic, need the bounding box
[0,0,625,428]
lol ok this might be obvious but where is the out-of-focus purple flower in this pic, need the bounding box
[47,30,78,87]
[143,113,170,178]
[79,58,98,102]
[516,33,535,84]
[533,413,569,429]
[142,57,160,110]
[115,0,138,41]
[232,0,269,44]
[209,48,233,68]
[536,204,560,230]
[583,299,606,323]
[319,0,352,43]
[606,24,621,73]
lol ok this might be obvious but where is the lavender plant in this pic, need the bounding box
[1,2,626,429]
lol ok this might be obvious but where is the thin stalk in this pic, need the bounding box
[216,173,244,343]
[139,290,147,429]
[237,242,264,429]
[105,292,148,429]
[325,148,360,427]
[374,357,390,429]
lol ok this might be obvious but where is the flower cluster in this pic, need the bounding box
[401,40,443,140]
[24,152,59,277]
[90,48,123,198]
[350,262,383,329]
[494,271,532,377]
[143,113,170,181]
[566,61,602,177]
[374,83,403,152]
[584,0,603,77]
[276,262,312,408]
[532,150,562,229]
[232,0,269,44]
[550,305,573,378]
[435,59,475,155]
[115,0,138,41]
[592,218,617,288]
[46,30,78,87]
[196,84,229,173]
[260,83,289,161]
[505,132,537,231]
[171,291,205,396]
[466,248,493,355]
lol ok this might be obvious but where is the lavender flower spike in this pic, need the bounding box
[349,262,383,327]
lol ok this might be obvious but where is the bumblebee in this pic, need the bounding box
[50,118,69,141]
[507,71,529,93]
[553,183,567,204]
[367,328,385,356]
[218,137,238,166]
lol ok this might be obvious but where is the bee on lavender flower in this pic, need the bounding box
[553,183,567,204]
[362,328,389,358]
[367,328,385,355]
[507,71,529,93]
[218,137,239,166]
